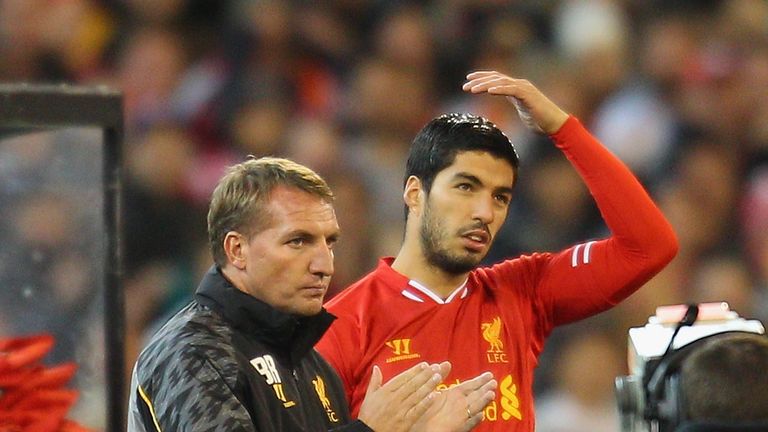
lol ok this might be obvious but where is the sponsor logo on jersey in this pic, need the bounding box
[481,317,509,363]
[384,338,421,363]
[250,354,295,408]
[499,374,523,420]
[436,374,523,422]
[312,375,340,422]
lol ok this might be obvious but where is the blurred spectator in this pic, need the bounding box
[740,166,768,322]
[688,253,756,319]
[535,325,624,432]
[115,27,188,130]
[343,57,436,257]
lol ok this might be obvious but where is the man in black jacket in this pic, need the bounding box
[128,157,496,431]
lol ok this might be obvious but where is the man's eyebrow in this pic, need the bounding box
[283,229,312,239]
[452,172,483,184]
[284,229,341,241]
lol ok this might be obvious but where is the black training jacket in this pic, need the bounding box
[127,266,372,432]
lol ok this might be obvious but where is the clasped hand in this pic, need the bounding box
[358,362,496,432]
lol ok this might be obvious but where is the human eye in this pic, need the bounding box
[456,183,473,192]
[327,236,339,250]
[287,237,306,248]
[494,193,511,206]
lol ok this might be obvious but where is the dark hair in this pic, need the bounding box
[680,333,768,422]
[404,113,519,216]
[207,157,333,267]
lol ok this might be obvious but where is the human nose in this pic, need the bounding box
[310,243,334,279]
[472,195,495,224]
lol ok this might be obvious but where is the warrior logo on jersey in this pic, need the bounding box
[481,317,508,363]
[251,354,295,408]
[384,338,421,363]
[312,376,340,422]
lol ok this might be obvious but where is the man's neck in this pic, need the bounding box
[220,265,250,296]
[391,244,470,299]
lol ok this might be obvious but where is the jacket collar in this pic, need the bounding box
[194,266,335,362]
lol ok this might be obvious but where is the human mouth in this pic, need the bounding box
[303,285,327,296]
[461,229,490,252]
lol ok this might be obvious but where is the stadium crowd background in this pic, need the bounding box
[1,0,767,430]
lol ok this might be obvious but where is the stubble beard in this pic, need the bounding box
[419,201,483,275]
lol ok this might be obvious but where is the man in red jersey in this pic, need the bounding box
[316,71,679,431]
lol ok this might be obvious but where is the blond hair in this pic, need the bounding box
[207,157,333,266]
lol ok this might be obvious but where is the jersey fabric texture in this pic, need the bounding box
[316,116,678,432]
[128,266,372,432]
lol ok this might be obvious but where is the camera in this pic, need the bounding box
[614,302,765,432]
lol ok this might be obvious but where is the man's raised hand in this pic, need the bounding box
[463,70,569,135]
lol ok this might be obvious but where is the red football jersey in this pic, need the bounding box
[316,117,678,431]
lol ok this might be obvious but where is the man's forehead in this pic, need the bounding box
[267,185,330,207]
[253,186,335,228]
[440,151,515,181]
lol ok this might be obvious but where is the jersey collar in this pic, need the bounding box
[377,258,469,304]
[404,279,469,304]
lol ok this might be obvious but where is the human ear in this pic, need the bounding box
[223,231,247,270]
[403,176,424,215]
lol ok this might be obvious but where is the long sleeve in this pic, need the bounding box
[532,116,678,326]
[128,357,256,432]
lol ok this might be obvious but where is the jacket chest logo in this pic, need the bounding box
[481,317,508,363]
[384,338,421,363]
[250,354,295,408]
[312,376,340,423]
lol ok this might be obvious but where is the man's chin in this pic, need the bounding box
[431,254,481,275]
[285,299,325,317]
[459,247,487,264]
[304,301,326,316]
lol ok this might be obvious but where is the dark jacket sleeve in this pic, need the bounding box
[130,355,256,431]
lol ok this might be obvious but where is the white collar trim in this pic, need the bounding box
[401,279,468,304]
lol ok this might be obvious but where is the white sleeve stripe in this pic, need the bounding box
[571,244,583,268]
[583,241,596,264]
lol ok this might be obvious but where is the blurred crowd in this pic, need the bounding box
[2,0,768,430]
